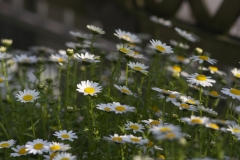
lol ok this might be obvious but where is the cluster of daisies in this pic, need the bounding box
[1,19,240,160]
[0,130,77,159]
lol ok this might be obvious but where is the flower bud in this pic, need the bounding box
[194,47,203,55]
[37,83,45,90]
[66,48,74,56]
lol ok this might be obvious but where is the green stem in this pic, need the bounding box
[125,64,129,87]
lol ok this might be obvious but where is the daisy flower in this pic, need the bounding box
[221,88,240,100]
[197,106,218,116]
[202,66,226,76]
[155,131,182,140]
[69,31,90,40]
[211,119,236,126]
[0,139,16,148]
[172,102,198,112]
[169,39,189,49]
[111,102,135,114]
[231,68,240,78]
[86,25,105,35]
[124,122,145,133]
[116,44,134,54]
[190,55,217,65]
[123,135,149,145]
[75,52,100,64]
[43,152,58,160]
[10,145,28,157]
[175,27,196,42]
[125,52,145,59]
[150,125,181,136]
[127,62,148,74]
[0,51,6,60]
[149,39,173,54]
[45,142,71,152]
[0,75,7,87]
[103,134,126,144]
[141,119,163,126]
[15,89,40,103]
[53,130,78,141]
[205,123,220,131]
[15,54,38,63]
[187,73,216,87]
[181,115,209,125]
[151,87,175,96]
[114,29,141,43]
[150,15,172,27]
[204,90,226,99]
[76,80,102,96]
[52,152,76,160]
[96,103,113,112]
[178,95,200,105]
[113,84,133,96]
[166,91,180,102]
[170,55,190,65]
[227,124,240,135]
[25,139,49,155]
[50,54,68,64]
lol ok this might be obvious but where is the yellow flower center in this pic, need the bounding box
[159,127,171,132]
[115,106,126,111]
[50,152,57,160]
[18,147,27,154]
[232,128,240,133]
[0,143,10,148]
[61,158,70,160]
[172,65,181,72]
[120,48,128,53]
[133,66,143,71]
[199,55,209,60]
[33,143,44,150]
[159,155,165,159]
[150,120,160,125]
[130,125,139,130]
[58,58,64,63]
[130,137,140,142]
[208,123,219,130]
[121,89,130,94]
[84,87,95,94]
[208,66,218,72]
[235,74,240,78]
[122,35,131,41]
[50,145,61,151]
[146,141,153,147]
[165,132,176,139]
[180,103,189,109]
[61,134,70,139]
[191,118,202,124]
[134,51,139,55]
[168,94,177,98]
[196,75,207,81]
[104,107,111,111]
[23,95,33,101]
[230,88,240,95]
[112,136,123,142]
[210,91,219,97]
[177,56,185,61]
[0,78,3,83]
[187,99,195,104]
[156,45,166,52]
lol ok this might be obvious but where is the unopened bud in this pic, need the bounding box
[1,39,13,47]
[172,72,180,79]
[37,83,45,90]
[66,48,74,56]
[194,47,203,55]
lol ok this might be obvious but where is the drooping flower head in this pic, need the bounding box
[175,27,196,42]
[87,25,105,35]
[114,29,141,43]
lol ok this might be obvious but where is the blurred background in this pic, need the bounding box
[0,0,240,65]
